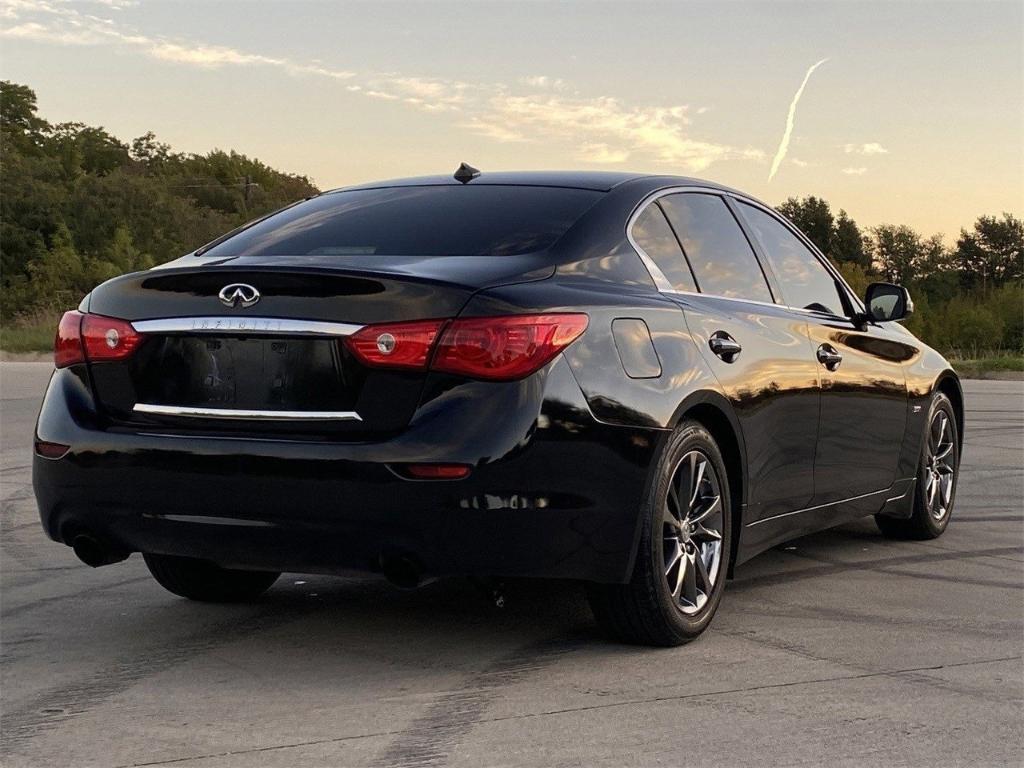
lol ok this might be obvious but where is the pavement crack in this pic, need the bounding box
[0,600,319,752]
[783,549,1023,591]
[371,630,590,768]
[730,545,1024,592]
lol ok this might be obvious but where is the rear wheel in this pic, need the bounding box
[143,553,280,602]
[876,391,959,540]
[587,422,731,646]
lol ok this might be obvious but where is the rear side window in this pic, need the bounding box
[738,202,847,316]
[631,204,697,292]
[659,194,773,303]
[201,185,603,258]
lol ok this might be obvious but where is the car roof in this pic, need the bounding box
[328,170,730,194]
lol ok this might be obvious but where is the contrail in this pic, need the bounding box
[768,58,828,181]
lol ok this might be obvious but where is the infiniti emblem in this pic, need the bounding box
[218,283,260,308]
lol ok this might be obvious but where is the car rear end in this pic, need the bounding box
[32,182,659,584]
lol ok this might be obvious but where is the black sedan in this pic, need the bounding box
[32,168,963,645]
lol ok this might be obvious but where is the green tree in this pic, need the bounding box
[833,259,873,299]
[47,122,130,178]
[130,131,177,168]
[0,80,318,322]
[104,225,153,273]
[0,80,49,154]
[778,196,870,269]
[955,213,1024,292]
[778,196,834,255]
[832,210,870,268]
[870,224,924,285]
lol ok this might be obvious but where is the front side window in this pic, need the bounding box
[658,193,773,303]
[738,202,848,316]
[631,203,697,292]
[201,185,603,258]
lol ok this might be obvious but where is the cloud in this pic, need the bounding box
[0,19,97,43]
[520,75,566,90]
[768,58,829,182]
[842,167,868,175]
[456,118,526,143]
[372,75,470,111]
[577,142,631,164]
[148,41,286,68]
[0,0,761,173]
[790,158,809,168]
[0,0,354,77]
[843,142,888,155]
[470,94,762,171]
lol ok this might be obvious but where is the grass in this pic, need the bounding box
[948,354,1024,377]
[0,321,56,354]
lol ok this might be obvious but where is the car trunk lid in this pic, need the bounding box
[84,256,551,439]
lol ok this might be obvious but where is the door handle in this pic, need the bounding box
[816,343,843,371]
[709,332,741,363]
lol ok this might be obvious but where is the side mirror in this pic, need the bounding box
[864,282,913,322]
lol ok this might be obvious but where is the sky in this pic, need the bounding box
[1,0,1021,238]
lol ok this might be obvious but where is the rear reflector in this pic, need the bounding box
[54,310,143,368]
[344,319,445,370]
[34,439,70,459]
[432,314,589,381]
[400,463,471,480]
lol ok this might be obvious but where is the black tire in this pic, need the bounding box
[587,421,732,646]
[876,391,959,540]
[143,553,280,602]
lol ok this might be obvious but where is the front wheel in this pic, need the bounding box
[143,553,280,602]
[587,422,731,646]
[876,391,959,540]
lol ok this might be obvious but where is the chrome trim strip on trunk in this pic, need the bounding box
[131,317,363,337]
[132,404,363,421]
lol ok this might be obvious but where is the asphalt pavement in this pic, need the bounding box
[1,362,1021,767]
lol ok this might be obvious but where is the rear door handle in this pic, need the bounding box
[816,343,843,371]
[709,332,741,363]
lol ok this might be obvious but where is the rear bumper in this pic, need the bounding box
[33,358,662,583]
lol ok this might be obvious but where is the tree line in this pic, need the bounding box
[1,80,1021,357]
[777,197,1022,357]
[1,81,318,323]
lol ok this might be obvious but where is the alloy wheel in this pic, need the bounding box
[663,450,725,615]
[924,410,956,520]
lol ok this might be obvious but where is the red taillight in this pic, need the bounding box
[432,314,589,381]
[54,311,142,368]
[345,314,588,380]
[54,310,85,368]
[344,319,446,370]
[81,314,142,362]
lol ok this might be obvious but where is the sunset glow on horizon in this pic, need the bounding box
[2,0,1020,239]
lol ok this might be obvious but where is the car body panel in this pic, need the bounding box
[35,357,658,583]
[673,294,820,522]
[803,314,913,507]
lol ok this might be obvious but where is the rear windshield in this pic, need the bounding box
[200,185,603,258]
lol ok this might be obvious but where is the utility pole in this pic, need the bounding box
[240,174,255,216]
